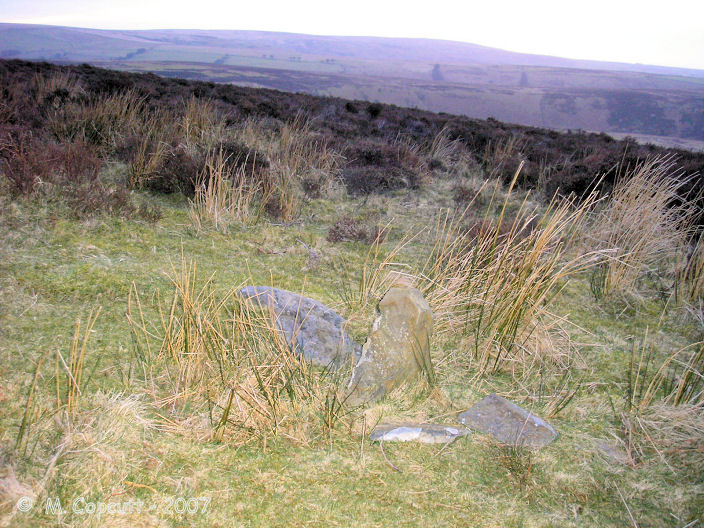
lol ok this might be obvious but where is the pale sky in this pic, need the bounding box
[2,0,703,70]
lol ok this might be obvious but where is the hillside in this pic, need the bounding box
[2,59,703,200]
[2,23,703,142]
[1,61,704,527]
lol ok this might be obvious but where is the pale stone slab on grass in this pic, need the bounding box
[370,423,471,444]
[238,286,361,369]
[457,393,557,448]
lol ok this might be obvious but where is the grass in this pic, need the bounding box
[414,166,602,377]
[1,64,703,526]
[188,148,264,231]
[588,156,699,301]
[1,167,703,527]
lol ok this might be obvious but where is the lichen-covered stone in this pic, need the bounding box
[238,286,361,369]
[457,393,557,448]
[370,423,470,444]
[347,287,433,405]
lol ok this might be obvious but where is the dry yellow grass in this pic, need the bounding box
[588,156,698,299]
[415,166,601,374]
[127,256,351,447]
[233,115,343,221]
[188,148,264,231]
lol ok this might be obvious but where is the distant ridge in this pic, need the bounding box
[2,23,703,77]
[1,23,703,140]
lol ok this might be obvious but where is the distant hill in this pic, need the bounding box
[1,23,703,140]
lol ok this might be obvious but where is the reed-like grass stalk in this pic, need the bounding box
[16,351,49,455]
[59,307,101,415]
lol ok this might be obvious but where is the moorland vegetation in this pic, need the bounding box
[1,59,703,526]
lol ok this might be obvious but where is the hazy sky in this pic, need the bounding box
[2,0,703,70]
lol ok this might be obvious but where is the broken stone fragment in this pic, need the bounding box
[346,287,434,405]
[237,286,361,369]
[457,393,557,448]
[370,423,471,444]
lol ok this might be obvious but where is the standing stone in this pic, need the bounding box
[457,393,557,448]
[346,287,433,405]
[237,286,361,369]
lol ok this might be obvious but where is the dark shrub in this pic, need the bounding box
[429,158,445,171]
[114,133,141,163]
[262,198,284,220]
[345,102,358,114]
[91,71,134,95]
[0,130,60,195]
[367,103,383,118]
[463,215,537,241]
[216,140,269,179]
[65,181,134,219]
[137,201,163,224]
[327,216,378,243]
[342,166,411,195]
[453,184,478,207]
[60,140,102,185]
[342,141,426,195]
[149,145,203,195]
[301,175,323,198]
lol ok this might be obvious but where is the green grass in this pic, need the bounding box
[1,169,703,527]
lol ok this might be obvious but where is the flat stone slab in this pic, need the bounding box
[370,423,470,444]
[595,440,632,466]
[457,394,557,448]
[238,286,361,369]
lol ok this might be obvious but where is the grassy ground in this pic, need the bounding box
[1,161,702,527]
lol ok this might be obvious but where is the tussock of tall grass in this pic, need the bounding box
[188,148,264,231]
[335,167,600,377]
[417,166,601,374]
[589,156,698,300]
[334,223,412,316]
[625,328,704,413]
[127,257,352,446]
[429,126,463,168]
[620,325,704,469]
[676,231,704,303]
[126,113,169,189]
[179,96,228,153]
[32,71,85,106]
[6,390,156,522]
[481,134,525,179]
[48,89,145,153]
[234,115,343,221]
